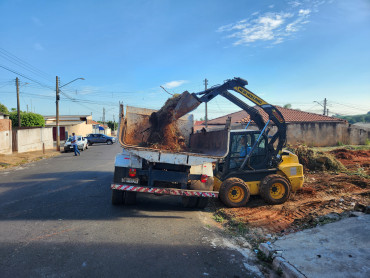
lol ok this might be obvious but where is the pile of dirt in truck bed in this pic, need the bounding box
[144,93,188,152]
[211,147,370,239]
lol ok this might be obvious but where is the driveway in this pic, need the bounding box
[0,144,261,278]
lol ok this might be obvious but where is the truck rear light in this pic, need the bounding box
[200,174,208,183]
[128,169,137,177]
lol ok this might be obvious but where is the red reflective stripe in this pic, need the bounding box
[111,184,218,198]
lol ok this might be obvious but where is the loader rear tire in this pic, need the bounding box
[260,174,291,205]
[219,178,250,208]
[112,189,124,205]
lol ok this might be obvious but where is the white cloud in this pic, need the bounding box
[33,43,44,51]
[218,1,325,47]
[162,80,187,89]
[299,9,311,15]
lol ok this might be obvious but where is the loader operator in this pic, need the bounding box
[230,136,251,169]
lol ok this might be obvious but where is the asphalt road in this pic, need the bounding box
[0,143,259,278]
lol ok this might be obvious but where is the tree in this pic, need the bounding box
[283,104,292,109]
[107,121,118,130]
[0,102,9,114]
[9,111,45,127]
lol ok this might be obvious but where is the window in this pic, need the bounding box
[229,134,252,169]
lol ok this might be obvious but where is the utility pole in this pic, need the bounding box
[204,78,208,128]
[103,107,106,126]
[314,98,328,116]
[16,77,21,127]
[56,76,60,151]
[113,114,115,131]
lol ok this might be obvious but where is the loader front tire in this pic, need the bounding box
[219,178,250,208]
[260,174,291,205]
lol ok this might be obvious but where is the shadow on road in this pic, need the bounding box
[0,170,191,221]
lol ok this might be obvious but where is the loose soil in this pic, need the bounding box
[330,148,370,175]
[145,93,187,152]
[0,150,61,170]
[212,147,370,241]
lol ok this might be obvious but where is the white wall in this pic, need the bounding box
[0,130,12,154]
[17,127,53,153]
[65,123,93,138]
[92,127,112,136]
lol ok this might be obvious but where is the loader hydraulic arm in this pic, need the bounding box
[175,77,287,166]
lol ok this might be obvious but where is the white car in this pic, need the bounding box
[64,136,88,152]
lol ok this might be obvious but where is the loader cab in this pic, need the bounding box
[216,130,271,177]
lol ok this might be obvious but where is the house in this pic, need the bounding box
[43,115,93,141]
[195,107,369,146]
[91,120,112,136]
[0,112,12,154]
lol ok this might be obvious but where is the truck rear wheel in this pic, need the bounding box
[182,197,209,209]
[112,189,125,205]
[124,191,137,205]
[260,174,291,205]
[219,178,250,208]
[182,196,198,208]
[197,198,209,209]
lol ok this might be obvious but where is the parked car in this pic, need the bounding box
[86,134,116,145]
[64,136,88,152]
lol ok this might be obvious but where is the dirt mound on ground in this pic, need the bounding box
[144,93,187,152]
[330,148,370,175]
[214,172,369,234]
[290,145,345,172]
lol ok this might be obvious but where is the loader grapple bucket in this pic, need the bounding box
[173,91,201,120]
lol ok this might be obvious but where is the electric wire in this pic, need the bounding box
[0,47,53,81]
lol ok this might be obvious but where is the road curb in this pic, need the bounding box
[259,243,306,278]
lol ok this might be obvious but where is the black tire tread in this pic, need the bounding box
[259,174,291,205]
[219,178,250,208]
[112,189,124,205]
[125,191,137,205]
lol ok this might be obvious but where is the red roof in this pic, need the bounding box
[194,120,205,125]
[206,106,346,125]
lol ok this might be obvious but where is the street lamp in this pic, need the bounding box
[56,76,85,151]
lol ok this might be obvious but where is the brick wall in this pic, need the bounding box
[0,119,11,131]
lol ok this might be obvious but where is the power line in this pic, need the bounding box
[0,47,53,81]
[0,64,54,90]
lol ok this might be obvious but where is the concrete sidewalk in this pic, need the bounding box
[260,213,370,278]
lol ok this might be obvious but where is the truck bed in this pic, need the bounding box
[118,105,230,165]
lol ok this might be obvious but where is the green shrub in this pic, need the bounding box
[0,102,9,114]
[9,111,45,127]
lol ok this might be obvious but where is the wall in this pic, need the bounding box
[16,127,53,153]
[208,121,370,147]
[65,123,93,138]
[0,119,12,154]
[92,127,112,136]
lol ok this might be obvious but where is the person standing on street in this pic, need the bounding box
[71,133,80,156]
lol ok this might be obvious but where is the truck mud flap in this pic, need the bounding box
[111,184,218,198]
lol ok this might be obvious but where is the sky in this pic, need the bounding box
[0,0,369,122]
